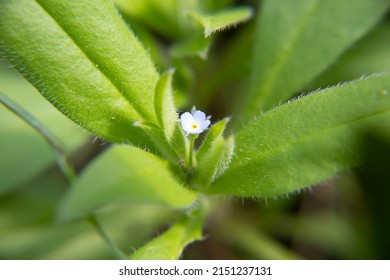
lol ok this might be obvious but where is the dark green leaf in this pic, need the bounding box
[241,0,390,122]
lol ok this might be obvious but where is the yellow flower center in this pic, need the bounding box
[191,123,199,130]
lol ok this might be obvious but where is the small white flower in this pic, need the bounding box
[180,107,211,134]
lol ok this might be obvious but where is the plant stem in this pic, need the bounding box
[0,92,75,181]
[88,215,126,260]
[188,134,198,168]
[0,92,125,259]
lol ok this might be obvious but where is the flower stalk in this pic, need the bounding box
[188,134,198,169]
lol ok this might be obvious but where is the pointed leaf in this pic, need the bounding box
[209,74,390,197]
[58,146,198,221]
[194,136,226,188]
[188,7,253,37]
[241,0,390,121]
[196,117,229,161]
[195,135,234,190]
[154,70,178,142]
[215,135,235,178]
[0,0,159,144]
[130,215,204,260]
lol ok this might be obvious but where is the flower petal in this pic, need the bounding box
[180,112,193,125]
[201,119,211,130]
[193,110,206,122]
[180,112,194,133]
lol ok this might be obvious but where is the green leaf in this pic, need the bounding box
[209,74,390,197]
[188,7,253,37]
[215,135,235,178]
[130,214,204,260]
[196,117,229,161]
[194,118,233,188]
[0,0,159,144]
[241,0,390,121]
[58,145,198,221]
[170,33,212,60]
[194,136,226,189]
[310,20,390,90]
[114,0,198,40]
[154,70,178,142]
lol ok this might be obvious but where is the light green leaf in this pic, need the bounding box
[209,74,390,197]
[241,0,390,121]
[215,135,235,178]
[194,136,226,189]
[0,0,159,144]
[154,70,178,142]
[194,118,232,188]
[130,214,204,260]
[58,146,198,221]
[188,7,253,37]
[196,117,229,161]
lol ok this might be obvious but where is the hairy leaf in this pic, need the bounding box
[194,136,226,189]
[196,117,229,161]
[188,6,253,37]
[154,70,178,142]
[58,146,198,221]
[241,0,390,122]
[130,214,204,260]
[0,0,159,144]
[209,74,390,197]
